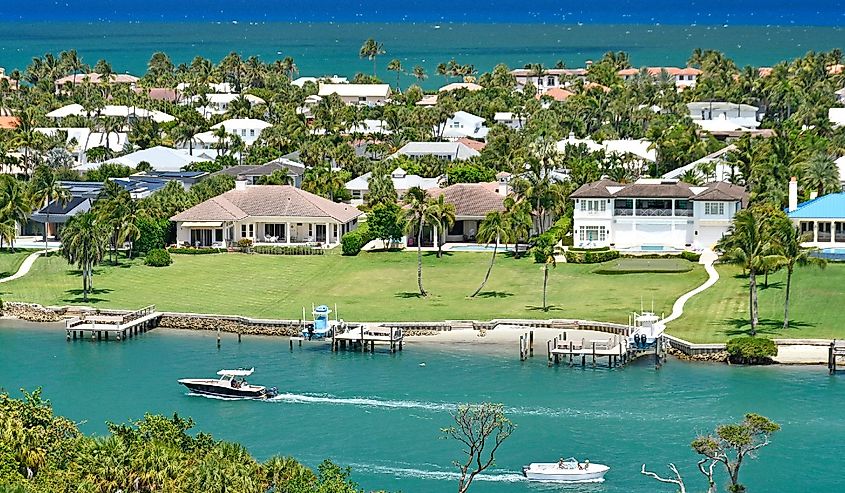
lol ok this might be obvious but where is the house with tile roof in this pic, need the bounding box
[317,83,391,106]
[618,67,702,90]
[170,182,363,248]
[391,141,480,161]
[345,167,441,204]
[570,178,747,250]
[787,178,845,247]
[416,182,508,245]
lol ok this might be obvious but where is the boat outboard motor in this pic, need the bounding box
[267,387,279,398]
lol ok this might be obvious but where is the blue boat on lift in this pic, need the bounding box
[302,304,334,339]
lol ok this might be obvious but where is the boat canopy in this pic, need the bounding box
[217,368,254,377]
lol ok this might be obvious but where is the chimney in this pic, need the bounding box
[235,179,248,191]
[788,177,798,212]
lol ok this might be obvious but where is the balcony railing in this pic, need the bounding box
[675,209,694,217]
[635,209,674,217]
[836,233,845,243]
[818,233,832,242]
[613,208,694,217]
[614,209,633,216]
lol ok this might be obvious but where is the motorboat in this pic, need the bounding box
[178,368,278,399]
[523,458,609,482]
[301,304,336,339]
[628,311,665,349]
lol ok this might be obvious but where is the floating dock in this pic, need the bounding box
[545,331,666,369]
[65,305,162,341]
[332,324,404,353]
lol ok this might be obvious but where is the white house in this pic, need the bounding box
[438,82,483,92]
[292,76,348,87]
[437,111,489,141]
[317,84,391,105]
[493,112,525,130]
[35,127,127,165]
[345,167,441,204]
[176,81,235,94]
[688,102,762,132]
[45,104,176,123]
[662,146,739,183]
[391,141,480,161]
[86,145,213,172]
[830,108,845,128]
[185,93,266,117]
[171,182,363,248]
[192,118,272,149]
[619,67,702,90]
[557,133,656,163]
[570,178,747,250]
[510,68,587,93]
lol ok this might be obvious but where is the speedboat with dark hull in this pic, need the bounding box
[178,368,278,399]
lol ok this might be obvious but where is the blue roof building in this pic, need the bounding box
[787,192,845,246]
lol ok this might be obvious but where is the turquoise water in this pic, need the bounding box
[1,324,843,492]
[1,22,843,88]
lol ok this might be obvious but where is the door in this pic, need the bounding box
[315,224,326,243]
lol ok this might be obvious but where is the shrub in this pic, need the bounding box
[144,248,173,267]
[236,238,253,252]
[134,217,170,255]
[341,224,372,256]
[168,247,226,255]
[680,250,702,262]
[726,337,778,364]
[564,249,620,264]
[253,245,324,256]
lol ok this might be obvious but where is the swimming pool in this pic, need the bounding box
[813,248,845,261]
[619,245,680,252]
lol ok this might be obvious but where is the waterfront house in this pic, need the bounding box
[292,76,349,87]
[415,182,508,245]
[415,94,439,106]
[27,196,92,241]
[345,167,441,204]
[317,83,391,106]
[391,141,480,161]
[171,182,363,248]
[510,68,587,93]
[436,111,490,141]
[687,102,763,137]
[570,178,747,250]
[787,177,845,247]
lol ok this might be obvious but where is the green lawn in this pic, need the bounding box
[0,250,35,279]
[0,251,707,323]
[594,257,694,274]
[669,263,845,342]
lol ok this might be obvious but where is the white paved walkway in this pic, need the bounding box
[661,249,719,325]
[0,249,55,284]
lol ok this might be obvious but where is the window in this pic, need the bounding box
[240,129,247,136]
[333,224,338,238]
[358,96,366,102]
[264,223,285,239]
[704,202,725,215]
[579,199,606,212]
[578,226,606,242]
[547,77,555,86]
[214,229,223,242]
[308,224,313,236]
[241,224,254,238]
[249,129,255,137]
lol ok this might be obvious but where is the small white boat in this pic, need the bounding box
[628,311,665,348]
[523,458,609,482]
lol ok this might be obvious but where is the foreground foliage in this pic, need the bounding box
[0,390,371,493]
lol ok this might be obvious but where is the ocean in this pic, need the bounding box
[1,325,843,492]
[0,1,843,87]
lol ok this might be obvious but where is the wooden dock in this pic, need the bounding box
[331,324,404,353]
[829,340,845,374]
[545,332,666,369]
[66,305,162,342]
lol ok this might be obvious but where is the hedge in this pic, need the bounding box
[253,245,324,256]
[564,249,620,264]
[341,224,373,256]
[726,337,778,364]
[168,247,226,255]
[679,250,702,262]
[144,248,173,267]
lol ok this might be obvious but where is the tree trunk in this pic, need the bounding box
[471,237,498,297]
[783,266,793,329]
[436,224,443,259]
[543,265,549,311]
[749,269,758,335]
[416,219,426,297]
[44,213,50,254]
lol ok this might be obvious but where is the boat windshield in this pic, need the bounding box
[557,458,579,469]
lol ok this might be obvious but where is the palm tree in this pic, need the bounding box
[172,122,203,156]
[716,206,776,334]
[504,197,532,258]
[539,244,557,311]
[29,166,70,253]
[386,58,404,91]
[359,38,385,77]
[61,210,109,301]
[470,211,511,297]
[0,176,31,252]
[404,187,429,297]
[425,194,456,259]
[412,65,427,83]
[800,152,840,198]
[769,216,826,329]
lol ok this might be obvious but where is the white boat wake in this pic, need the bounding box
[347,463,525,483]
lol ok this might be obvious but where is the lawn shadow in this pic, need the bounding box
[525,304,563,312]
[721,317,816,338]
[759,281,783,291]
[475,291,514,299]
[62,288,113,304]
[395,291,425,299]
[423,251,453,258]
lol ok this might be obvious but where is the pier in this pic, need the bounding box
[829,340,845,374]
[332,324,404,353]
[65,305,162,342]
[545,331,666,369]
